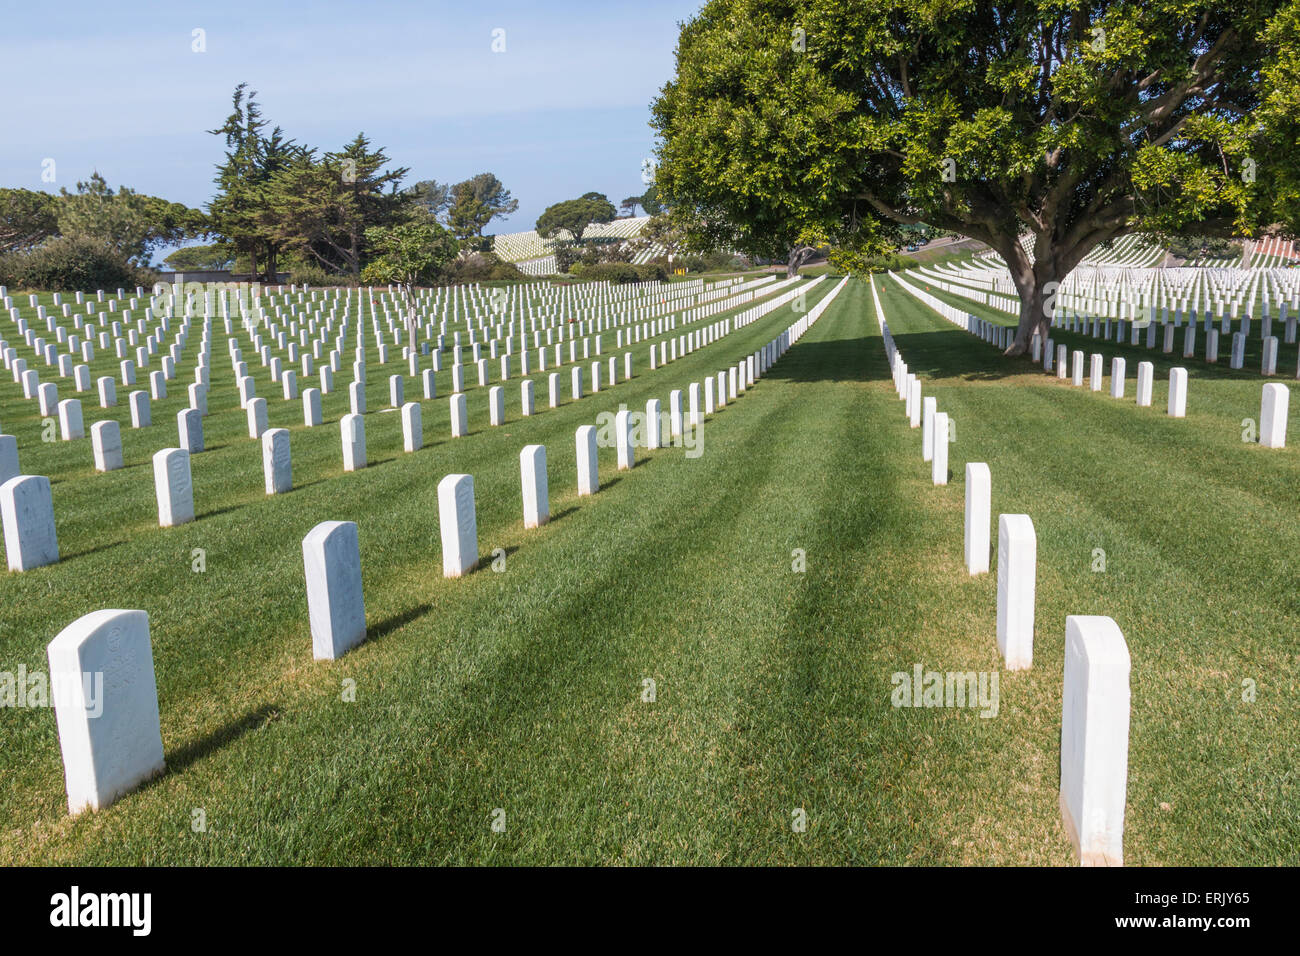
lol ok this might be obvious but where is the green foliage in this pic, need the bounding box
[285,261,354,287]
[0,235,154,291]
[205,86,521,283]
[536,193,618,243]
[639,184,663,216]
[620,186,663,217]
[163,242,235,272]
[445,173,519,241]
[652,0,1300,347]
[407,179,453,219]
[1166,235,1243,260]
[260,134,409,277]
[362,220,459,343]
[0,188,60,253]
[57,172,206,266]
[361,220,460,288]
[207,84,304,279]
[569,262,668,283]
[437,251,526,283]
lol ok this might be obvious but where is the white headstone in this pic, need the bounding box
[47,609,165,815]
[262,428,291,494]
[1260,383,1289,449]
[1060,615,1131,866]
[996,514,1036,670]
[450,393,468,438]
[1167,367,1187,418]
[38,382,58,417]
[489,385,504,426]
[304,387,323,426]
[245,396,268,439]
[349,380,366,416]
[922,397,937,462]
[1262,335,1279,376]
[521,379,535,417]
[152,448,194,527]
[1108,357,1126,399]
[1135,361,1153,407]
[645,399,662,449]
[964,463,990,575]
[616,408,634,470]
[437,473,478,578]
[401,402,423,452]
[0,434,19,484]
[1,475,59,570]
[341,413,366,471]
[91,416,122,473]
[302,521,366,660]
[177,408,203,454]
[57,398,84,440]
[931,412,948,485]
[520,444,549,529]
[576,425,599,496]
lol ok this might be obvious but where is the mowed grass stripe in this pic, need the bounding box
[2,279,844,862]
[875,276,1299,865]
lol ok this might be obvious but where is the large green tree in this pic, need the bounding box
[361,221,460,349]
[407,179,453,220]
[208,84,303,280]
[163,243,235,272]
[652,0,1300,353]
[536,193,618,243]
[446,172,519,242]
[57,172,206,266]
[262,134,409,277]
[0,188,60,253]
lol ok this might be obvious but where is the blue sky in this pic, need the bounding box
[0,0,702,260]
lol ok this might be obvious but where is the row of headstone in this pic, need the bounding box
[875,276,1133,867]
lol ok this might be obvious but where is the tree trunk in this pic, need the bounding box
[786,244,817,278]
[1006,258,1057,358]
[404,282,418,355]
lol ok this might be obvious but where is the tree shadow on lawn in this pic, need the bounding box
[759,337,873,384]
[887,330,1046,383]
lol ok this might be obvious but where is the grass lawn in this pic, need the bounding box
[1,274,1294,864]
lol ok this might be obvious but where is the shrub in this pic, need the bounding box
[287,262,353,287]
[572,262,668,284]
[1167,236,1242,261]
[0,236,151,291]
[864,253,919,273]
[438,252,525,284]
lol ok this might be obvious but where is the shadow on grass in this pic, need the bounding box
[199,503,246,521]
[1039,326,1290,385]
[911,287,1293,386]
[759,336,873,384]
[163,704,282,776]
[367,602,433,643]
[61,538,129,561]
